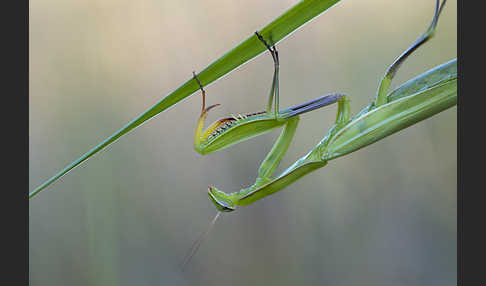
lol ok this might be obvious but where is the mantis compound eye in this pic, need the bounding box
[208,187,235,212]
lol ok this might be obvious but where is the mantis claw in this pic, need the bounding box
[204,103,220,114]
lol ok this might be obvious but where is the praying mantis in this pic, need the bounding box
[192,0,455,213]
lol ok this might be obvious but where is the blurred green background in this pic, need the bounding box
[29,0,457,285]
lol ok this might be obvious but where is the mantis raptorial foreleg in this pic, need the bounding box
[207,94,352,210]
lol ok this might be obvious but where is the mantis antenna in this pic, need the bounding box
[180,211,221,271]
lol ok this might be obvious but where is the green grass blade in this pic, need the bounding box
[30,0,342,199]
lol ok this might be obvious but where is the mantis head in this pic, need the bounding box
[208,186,236,212]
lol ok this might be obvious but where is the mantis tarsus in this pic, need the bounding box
[182,0,455,269]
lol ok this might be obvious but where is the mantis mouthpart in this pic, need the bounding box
[192,0,454,213]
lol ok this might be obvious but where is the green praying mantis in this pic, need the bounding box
[181,0,455,268]
[192,0,455,213]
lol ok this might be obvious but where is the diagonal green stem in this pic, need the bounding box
[29,0,342,199]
